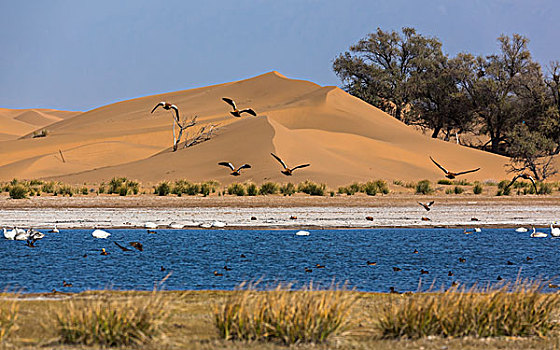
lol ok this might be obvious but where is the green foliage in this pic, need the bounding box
[297,181,325,196]
[9,184,28,199]
[81,187,89,195]
[415,180,433,194]
[538,182,553,195]
[473,183,483,194]
[376,280,559,338]
[280,183,296,196]
[106,177,139,196]
[246,183,258,196]
[259,182,279,195]
[453,179,471,186]
[154,182,171,196]
[41,182,56,193]
[57,185,74,197]
[437,179,453,185]
[227,183,246,196]
[453,186,464,194]
[393,180,403,186]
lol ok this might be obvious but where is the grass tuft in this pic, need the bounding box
[415,180,433,194]
[55,291,169,347]
[297,181,326,196]
[376,280,559,339]
[0,294,19,342]
[215,282,356,344]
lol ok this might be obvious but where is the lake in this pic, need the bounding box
[1,228,557,293]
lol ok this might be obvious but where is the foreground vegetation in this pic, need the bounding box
[2,280,560,349]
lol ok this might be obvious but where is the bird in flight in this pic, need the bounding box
[218,162,251,176]
[418,201,434,211]
[271,153,310,176]
[430,156,480,179]
[222,98,257,117]
[506,173,537,194]
[151,101,180,123]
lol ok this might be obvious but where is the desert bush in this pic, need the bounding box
[445,188,453,195]
[373,180,389,194]
[107,177,126,194]
[404,181,416,189]
[57,185,74,197]
[298,181,326,196]
[473,183,483,194]
[199,183,211,197]
[497,180,510,190]
[154,182,171,196]
[55,291,168,347]
[393,180,404,186]
[227,183,246,196]
[376,280,559,339]
[280,183,296,196]
[415,180,433,195]
[41,181,56,193]
[246,183,258,196]
[81,187,89,195]
[497,185,511,196]
[98,184,106,194]
[453,186,464,194]
[437,179,453,185]
[259,182,279,195]
[0,294,19,342]
[538,182,553,195]
[173,180,199,196]
[215,283,355,344]
[29,179,43,186]
[453,179,471,186]
[9,184,28,199]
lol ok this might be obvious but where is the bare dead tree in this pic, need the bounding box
[173,115,198,151]
[183,123,220,148]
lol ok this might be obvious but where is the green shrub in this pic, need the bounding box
[200,183,211,197]
[393,180,404,186]
[453,179,471,186]
[155,182,171,196]
[259,182,279,195]
[81,187,89,195]
[473,183,483,194]
[415,180,433,195]
[98,184,106,194]
[454,186,464,194]
[58,185,74,197]
[127,180,140,195]
[9,184,28,199]
[376,280,559,339]
[445,188,453,194]
[227,183,246,196]
[297,181,325,196]
[538,182,553,195]
[497,180,510,190]
[280,183,296,196]
[437,179,453,185]
[246,183,258,196]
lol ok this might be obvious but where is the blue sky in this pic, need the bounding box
[1,0,559,111]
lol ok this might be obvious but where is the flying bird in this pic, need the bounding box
[418,201,434,211]
[218,162,252,176]
[129,242,143,251]
[270,153,310,176]
[151,101,180,122]
[430,156,480,179]
[222,97,257,117]
[506,173,537,194]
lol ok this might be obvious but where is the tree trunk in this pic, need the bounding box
[431,126,441,138]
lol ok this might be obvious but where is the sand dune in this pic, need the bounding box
[0,108,80,141]
[0,72,543,185]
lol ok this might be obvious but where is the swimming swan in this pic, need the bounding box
[515,227,528,232]
[551,222,560,237]
[530,227,548,238]
[14,228,30,241]
[295,230,310,236]
[92,229,111,239]
[3,228,16,240]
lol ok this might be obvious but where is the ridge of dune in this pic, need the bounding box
[0,108,81,141]
[0,71,545,184]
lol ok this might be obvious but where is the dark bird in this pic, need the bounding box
[147,230,157,234]
[459,257,466,263]
[506,173,538,194]
[223,265,232,271]
[100,248,109,256]
[464,229,474,234]
[218,162,251,176]
[451,281,459,287]
[290,216,297,220]
[418,201,434,211]
[392,267,402,272]
[430,156,480,179]
[548,283,559,289]
[420,269,429,274]
[315,264,325,269]
[240,254,247,258]
[213,270,223,276]
[271,153,310,176]
[413,249,419,254]
[389,286,400,294]
[507,260,514,265]
[62,281,73,287]
[151,101,180,122]
[26,238,37,248]
[497,276,503,281]
[222,97,257,117]
[114,241,132,252]
[526,256,533,261]
[250,216,257,220]
[305,267,312,273]
[365,216,374,221]
[421,217,431,221]
[83,254,88,258]
[366,261,376,266]
[471,217,479,221]
[160,266,166,272]
[448,271,454,276]
[129,242,144,251]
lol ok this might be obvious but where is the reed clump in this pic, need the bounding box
[215,282,356,344]
[0,295,19,342]
[55,291,169,347]
[376,280,560,339]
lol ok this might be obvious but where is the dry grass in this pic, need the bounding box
[0,295,19,342]
[214,282,356,344]
[376,280,560,339]
[53,290,169,347]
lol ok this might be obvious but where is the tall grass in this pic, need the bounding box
[297,180,326,196]
[215,282,356,344]
[415,180,433,194]
[0,294,19,342]
[338,180,389,196]
[55,291,169,347]
[376,280,559,339]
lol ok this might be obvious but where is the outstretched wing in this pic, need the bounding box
[170,104,180,122]
[151,102,164,113]
[114,241,132,251]
[271,153,287,169]
[430,156,449,174]
[222,97,236,110]
[292,164,310,171]
[506,174,521,189]
[427,201,434,207]
[218,162,235,171]
[129,241,143,251]
[240,108,257,116]
[454,168,481,176]
[237,164,251,171]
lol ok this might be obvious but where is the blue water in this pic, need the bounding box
[1,228,558,293]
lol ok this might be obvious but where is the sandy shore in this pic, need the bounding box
[1,194,559,229]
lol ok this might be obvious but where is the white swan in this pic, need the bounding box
[295,230,310,236]
[3,227,16,240]
[551,222,560,237]
[92,229,111,239]
[199,223,212,229]
[14,228,30,241]
[474,228,482,233]
[515,227,528,233]
[49,225,59,233]
[530,227,548,238]
[211,221,226,228]
[28,228,45,240]
[169,222,184,229]
[145,222,158,229]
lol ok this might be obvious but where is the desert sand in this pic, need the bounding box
[0,72,546,186]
